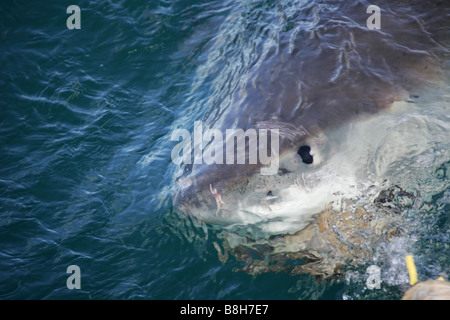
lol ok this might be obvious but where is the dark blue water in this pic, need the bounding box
[1,0,448,300]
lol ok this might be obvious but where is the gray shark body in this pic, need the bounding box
[172,0,448,239]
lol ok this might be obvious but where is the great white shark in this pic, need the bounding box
[170,0,449,275]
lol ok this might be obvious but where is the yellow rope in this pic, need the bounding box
[405,255,418,286]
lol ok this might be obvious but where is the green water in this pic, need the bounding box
[0,0,448,300]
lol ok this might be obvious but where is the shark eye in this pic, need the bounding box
[266,190,273,196]
[297,145,313,164]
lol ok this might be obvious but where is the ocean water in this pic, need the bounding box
[0,0,448,300]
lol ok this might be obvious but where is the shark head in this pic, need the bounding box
[172,123,333,234]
